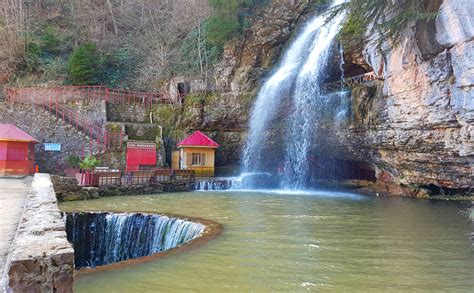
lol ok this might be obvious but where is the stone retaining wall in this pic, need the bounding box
[0,103,101,174]
[5,174,74,292]
[51,175,194,201]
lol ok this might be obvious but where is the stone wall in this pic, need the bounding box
[11,88,108,127]
[50,175,195,200]
[5,174,74,292]
[0,102,101,174]
[107,102,150,123]
[51,175,99,201]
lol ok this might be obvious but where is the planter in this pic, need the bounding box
[64,168,80,178]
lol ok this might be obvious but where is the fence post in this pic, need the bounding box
[105,87,109,102]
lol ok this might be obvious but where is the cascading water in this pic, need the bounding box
[241,0,348,190]
[65,212,205,269]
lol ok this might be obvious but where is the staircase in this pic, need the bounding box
[4,86,175,157]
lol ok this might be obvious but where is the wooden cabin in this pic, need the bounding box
[0,124,38,176]
[172,131,219,176]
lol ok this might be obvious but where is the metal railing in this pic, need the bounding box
[5,87,124,156]
[77,168,195,187]
[4,86,178,108]
[321,71,383,91]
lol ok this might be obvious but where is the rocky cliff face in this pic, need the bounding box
[345,0,473,193]
[161,1,318,169]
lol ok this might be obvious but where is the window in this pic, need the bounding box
[191,153,206,166]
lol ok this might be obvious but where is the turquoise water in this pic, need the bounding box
[60,191,473,292]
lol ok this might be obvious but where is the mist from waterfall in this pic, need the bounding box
[240,0,348,190]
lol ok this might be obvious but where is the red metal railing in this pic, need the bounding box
[77,168,195,187]
[5,86,177,108]
[4,85,184,156]
[107,88,177,107]
[4,87,124,156]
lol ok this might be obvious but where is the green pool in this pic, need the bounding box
[60,190,473,292]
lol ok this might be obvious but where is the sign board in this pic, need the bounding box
[44,143,61,151]
[126,142,157,171]
[127,142,156,149]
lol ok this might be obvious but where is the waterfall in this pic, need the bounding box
[65,212,205,269]
[241,0,348,190]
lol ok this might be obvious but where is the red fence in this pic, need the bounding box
[4,85,184,157]
[5,86,177,108]
[77,169,195,187]
[4,87,124,156]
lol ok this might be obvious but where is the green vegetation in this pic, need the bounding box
[66,155,81,168]
[40,26,61,54]
[6,0,274,88]
[68,43,102,85]
[79,156,101,170]
[177,0,269,75]
[333,0,438,48]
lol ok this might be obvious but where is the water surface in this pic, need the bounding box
[60,191,473,292]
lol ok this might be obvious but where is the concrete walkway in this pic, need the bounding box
[0,177,32,286]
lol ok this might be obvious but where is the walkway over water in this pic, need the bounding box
[0,177,32,287]
[321,71,383,91]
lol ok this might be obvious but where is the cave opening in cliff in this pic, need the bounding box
[308,158,376,183]
[420,184,473,196]
[177,82,190,97]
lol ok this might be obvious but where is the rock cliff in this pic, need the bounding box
[347,0,473,193]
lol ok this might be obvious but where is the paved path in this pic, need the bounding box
[0,177,32,287]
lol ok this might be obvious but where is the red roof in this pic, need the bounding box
[0,124,38,143]
[177,131,219,148]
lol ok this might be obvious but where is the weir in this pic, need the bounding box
[65,212,205,269]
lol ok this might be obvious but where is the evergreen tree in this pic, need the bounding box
[68,43,102,85]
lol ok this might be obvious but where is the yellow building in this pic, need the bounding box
[172,131,219,176]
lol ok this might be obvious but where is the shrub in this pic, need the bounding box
[79,156,101,170]
[205,15,240,46]
[68,43,102,85]
[40,26,61,54]
[101,46,135,88]
[67,155,81,168]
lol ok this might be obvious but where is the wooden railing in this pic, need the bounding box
[322,72,383,91]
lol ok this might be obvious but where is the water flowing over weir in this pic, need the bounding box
[240,0,348,190]
[65,212,205,269]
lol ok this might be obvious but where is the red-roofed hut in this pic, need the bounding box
[172,131,219,176]
[0,124,38,176]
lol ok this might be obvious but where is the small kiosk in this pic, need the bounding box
[0,124,38,176]
[172,131,219,176]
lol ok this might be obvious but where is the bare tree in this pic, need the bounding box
[0,0,26,71]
